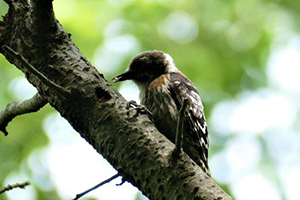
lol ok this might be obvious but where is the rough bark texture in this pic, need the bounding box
[0,93,46,135]
[0,1,232,199]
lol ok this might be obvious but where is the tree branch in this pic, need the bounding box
[0,93,47,136]
[0,181,30,194]
[0,0,232,199]
[2,45,71,98]
[73,173,120,200]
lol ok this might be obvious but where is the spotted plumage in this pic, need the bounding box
[113,50,210,175]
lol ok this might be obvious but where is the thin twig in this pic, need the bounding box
[73,173,120,200]
[173,98,189,157]
[0,93,47,136]
[2,45,71,98]
[0,181,30,194]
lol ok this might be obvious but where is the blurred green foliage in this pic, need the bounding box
[1,0,300,199]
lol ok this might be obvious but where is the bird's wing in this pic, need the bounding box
[169,72,210,173]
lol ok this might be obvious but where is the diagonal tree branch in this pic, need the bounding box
[0,0,232,199]
[2,45,71,98]
[0,93,47,136]
[73,173,120,200]
[0,181,30,194]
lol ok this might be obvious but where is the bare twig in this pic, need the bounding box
[116,176,126,186]
[173,98,189,157]
[0,181,30,194]
[0,93,47,136]
[73,173,120,200]
[2,45,71,98]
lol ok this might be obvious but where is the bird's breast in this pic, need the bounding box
[140,75,178,142]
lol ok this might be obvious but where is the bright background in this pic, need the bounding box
[1,0,300,199]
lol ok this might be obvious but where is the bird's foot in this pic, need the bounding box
[126,100,153,118]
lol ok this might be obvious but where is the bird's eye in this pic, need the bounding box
[159,63,165,68]
[140,56,149,63]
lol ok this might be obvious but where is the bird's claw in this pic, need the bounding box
[126,100,138,110]
[126,100,153,118]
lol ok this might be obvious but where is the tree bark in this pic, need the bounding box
[0,93,46,135]
[0,0,232,199]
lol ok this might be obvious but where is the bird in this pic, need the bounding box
[113,50,210,175]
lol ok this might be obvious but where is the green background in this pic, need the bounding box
[1,0,300,199]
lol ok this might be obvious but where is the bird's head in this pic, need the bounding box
[113,50,178,85]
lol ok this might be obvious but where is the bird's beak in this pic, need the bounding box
[113,70,134,83]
